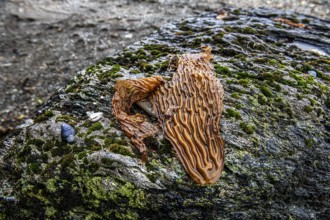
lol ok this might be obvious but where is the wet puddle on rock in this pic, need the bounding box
[290,41,329,56]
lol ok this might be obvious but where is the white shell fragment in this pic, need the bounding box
[87,111,104,122]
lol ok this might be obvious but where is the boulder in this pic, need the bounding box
[1,7,329,219]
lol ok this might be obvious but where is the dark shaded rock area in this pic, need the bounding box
[1,7,330,219]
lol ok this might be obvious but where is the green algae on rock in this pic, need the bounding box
[0,7,330,219]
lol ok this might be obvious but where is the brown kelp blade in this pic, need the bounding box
[151,47,225,184]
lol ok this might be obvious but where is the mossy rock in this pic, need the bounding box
[0,8,329,219]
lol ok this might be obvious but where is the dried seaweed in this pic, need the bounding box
[151,46,224,184]
[112,76,165,158]
[112,47,225,184]
[274,18,306,28]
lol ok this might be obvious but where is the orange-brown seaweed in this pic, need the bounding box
[112,46,225,184]
[150,46,224,184]
[274,18,306,28]
[112,76,165,157]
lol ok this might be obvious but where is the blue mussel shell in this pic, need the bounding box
[61,123,75,143]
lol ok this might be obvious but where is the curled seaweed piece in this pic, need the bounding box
[150,46,225,184]
[112,76,165,157]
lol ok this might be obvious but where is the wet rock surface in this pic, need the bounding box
[1,7,330,219]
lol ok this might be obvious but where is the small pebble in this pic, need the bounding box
[308,70,317,77]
